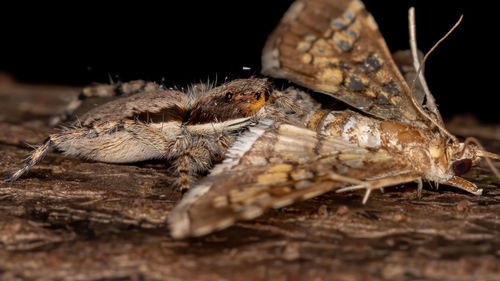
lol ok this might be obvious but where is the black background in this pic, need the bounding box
[1,0,497,122]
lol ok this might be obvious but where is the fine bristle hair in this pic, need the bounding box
[187,78,215,98]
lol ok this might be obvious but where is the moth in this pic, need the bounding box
[169,0,499,238]
[4,78,304,192]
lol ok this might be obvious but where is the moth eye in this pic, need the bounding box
[225,92,233,100]
[452,159,472,176]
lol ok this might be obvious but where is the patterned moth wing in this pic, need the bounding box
[262,0,425,125]
[169,120,411,238]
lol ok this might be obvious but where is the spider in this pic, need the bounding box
[4,78,308,192]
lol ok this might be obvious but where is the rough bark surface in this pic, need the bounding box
[1,77,499,281]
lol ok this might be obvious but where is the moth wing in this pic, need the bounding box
[392,49,445,126]
[262,0,424,124]
[169,121,412,238]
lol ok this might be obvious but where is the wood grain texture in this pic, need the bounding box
[1,78,500,281]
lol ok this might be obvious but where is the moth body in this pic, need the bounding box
[312,109,484,194]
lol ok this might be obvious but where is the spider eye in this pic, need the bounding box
[254,92,261,100]
[456,135,466,143]
[225,92,233,100]
[452,159,472,176]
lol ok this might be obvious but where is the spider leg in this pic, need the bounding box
[4,137,53,183]
[172,130,232,193]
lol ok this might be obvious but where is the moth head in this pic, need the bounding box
[448,137,500,183]
[424,140,478,196]
[447,138,477,172]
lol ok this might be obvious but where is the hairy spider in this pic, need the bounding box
[5,78,305,192]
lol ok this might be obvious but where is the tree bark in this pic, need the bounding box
[1,77,499,281]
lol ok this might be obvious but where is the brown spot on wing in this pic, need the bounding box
[262,0,424,124]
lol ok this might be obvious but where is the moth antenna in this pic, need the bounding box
[407,7,463,143]
[462,136,500,181]
[408,7,443,125]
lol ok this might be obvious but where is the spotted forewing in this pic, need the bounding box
[262,0,424,124]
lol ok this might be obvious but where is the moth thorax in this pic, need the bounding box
[428,141,449,173]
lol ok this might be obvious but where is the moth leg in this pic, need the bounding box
[4,137,53,183]
[50,80,160,126]
[416,177,423,199]
[336,174,421,204]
